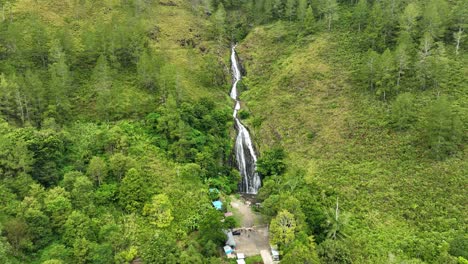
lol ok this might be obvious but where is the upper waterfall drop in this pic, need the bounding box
[230,46,261,194]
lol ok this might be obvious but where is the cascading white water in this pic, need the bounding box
[230,46,261,194]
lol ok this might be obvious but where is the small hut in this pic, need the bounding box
[224,230,236,248]
[223,245,233,255]
[212,200,223,210]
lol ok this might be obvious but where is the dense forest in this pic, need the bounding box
[0,0,466,263]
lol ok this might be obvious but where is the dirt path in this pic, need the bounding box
[231,197,255,227]
[230,196,270,258]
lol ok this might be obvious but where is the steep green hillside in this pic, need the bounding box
[0,0,466,263]
[0,1,238,263]
[231,0,467,263]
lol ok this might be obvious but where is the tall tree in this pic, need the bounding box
[47,40,72,123]
[87,156,108,186]
[71,176,94,210]
[391,92,416,130]
[285,0,297,21]
[281,236,320,264]
[365,2,385,50]
[322,0,338,31]
[416,33,449,90]
[137,49,159,92]
[0,131,33,178]
[43,187,72,232]
[375,48,395,100]
[451,0,467,55]
[140,231,179,264]
[362,49,380,91]
[415,32,434,90]
[212,3,226,40]
[263,0,274,21]
[353,0,368,32]
[325,198,349,240]
[270,210,297,248]
[119,168,150,212]
[91,55,113,120]
[296,0,308,22]
[422,96,463,160]
[273,0,286,19]
[399,2,421,38]
[422,0,449,39]
[394,32,413,87]
[303,6,316,34]
[3,218,30,256]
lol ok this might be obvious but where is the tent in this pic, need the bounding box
[212,200,223,210]
[225,231,236,247]
[223,245,233,255]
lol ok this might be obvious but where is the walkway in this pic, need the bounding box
[230,196,272,262]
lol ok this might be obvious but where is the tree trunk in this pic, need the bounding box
[15,90,25,125]
[397,63,403,87]
[455,27,463,56]
[333,197,339,240]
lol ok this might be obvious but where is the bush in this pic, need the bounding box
[256,147,287,177]
[239,110,250,120]
[224,217,238,229]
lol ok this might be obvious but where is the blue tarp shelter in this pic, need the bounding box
[223,245,233,254]
[212,200,223,210]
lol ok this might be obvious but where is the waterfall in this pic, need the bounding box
[230,46,261,194]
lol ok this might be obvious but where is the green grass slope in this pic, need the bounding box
[238,22,467,262]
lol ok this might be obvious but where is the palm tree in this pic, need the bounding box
[325,198,350,240]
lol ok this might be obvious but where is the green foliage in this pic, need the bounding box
[140,231,179,264]
[143,194,174,228]
[114,246,138,264]
[0,132,33,178]
[281,237,320,264]
[109,153,136,182]
[256,147,286,177]
[421,96,463,159]
[270,210,296,248]
[0,0,465,263]
[71,176,94,211]
[237,0,467,261]
[390,92,416,130]
[3,218,31,256]
[317,239,352,264]
[212,3,227,40]
[39,243,72,263]
[450,234,468,259]
[119,168,150,213]
[238,109,250,120]
[198,210,226,249]
[43,187,72,231]
[86,156,108,186]
[223,216,238,229]
[62,211,94,246]
[0,1,236,263]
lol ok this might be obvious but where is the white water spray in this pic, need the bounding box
[230,46,261,194]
